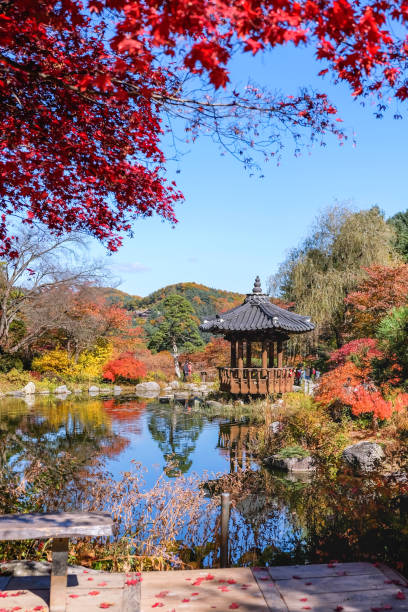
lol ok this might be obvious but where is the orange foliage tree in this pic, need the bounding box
[183,337,230,374]
[345,264,408,338]
[315,339,408,424]
[103,353,146,383]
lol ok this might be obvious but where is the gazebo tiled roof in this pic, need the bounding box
[200,276,315,335]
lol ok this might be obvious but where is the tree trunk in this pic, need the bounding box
[172,340,181,378]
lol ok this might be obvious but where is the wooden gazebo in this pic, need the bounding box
[200,276,315,395]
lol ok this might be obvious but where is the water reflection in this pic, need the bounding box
[0,397,128,514]
[147,404,205,475]
[217,423,255,472]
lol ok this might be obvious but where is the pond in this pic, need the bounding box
[0,396,407,574]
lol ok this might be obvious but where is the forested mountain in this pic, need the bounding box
[103,282,244,322]
[138,283,243,320]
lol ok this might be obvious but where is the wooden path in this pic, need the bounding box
[0,562,406,611]
[141,563,408,612]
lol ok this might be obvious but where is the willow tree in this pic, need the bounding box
[268,205,396,349]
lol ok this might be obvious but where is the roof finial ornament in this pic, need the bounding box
[252,275,262,294]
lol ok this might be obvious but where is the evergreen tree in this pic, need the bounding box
[147,294,205,355]
[388,210,408,262]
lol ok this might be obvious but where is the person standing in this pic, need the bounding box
[183,360,189,382]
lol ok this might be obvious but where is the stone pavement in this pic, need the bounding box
[0,562,406,611]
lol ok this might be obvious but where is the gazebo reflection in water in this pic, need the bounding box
[200,276,315,395]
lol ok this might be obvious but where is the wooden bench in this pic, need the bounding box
[0,511,114,612]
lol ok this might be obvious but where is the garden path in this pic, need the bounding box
[0,562,406,611]
[141,563,408,611]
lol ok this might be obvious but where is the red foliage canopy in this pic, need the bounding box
[103,352,147,382]
[329,338,383,367]
[2,1,408,254]
[316,339,408,419]
[345,265,408,337]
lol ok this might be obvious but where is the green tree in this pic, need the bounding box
[269,205,395,348]
[147,294,205,356]
[376,306,408,384]
[388,210,408,262]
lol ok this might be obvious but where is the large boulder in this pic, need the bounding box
[206,400,223,409]
[135,381,160,393]
[169,380,180,389]
[269,421,282,434]
[55,385,71,395]
[342,441,385,472]
[88,385,99,393]
[265,454,315,473]
[22,382,36,395]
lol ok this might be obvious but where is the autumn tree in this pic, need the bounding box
[59,286,132,359]
[3,1,408,255]
[315,339,408,426]
[147,294,204,375]
[103,353,146,383]
[345,264,408,338]
[185,337,230,372]
[0,227,103,354]
[269,205,395,347]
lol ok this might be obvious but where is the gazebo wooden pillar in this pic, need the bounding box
[246,341,252,367]
[237,339,244,371]
[268,340,275,368]
[200,276,314,396]
[230,339,237,368]
[277,338,283,368]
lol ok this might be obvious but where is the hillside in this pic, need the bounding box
[138,282,244,321]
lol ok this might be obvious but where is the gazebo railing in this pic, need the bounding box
[217,366,294,394]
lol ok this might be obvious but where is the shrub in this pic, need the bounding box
[276,445,309,459]
[0,354,23,373]
[74,340,113,381]
[250,393,349,471]
[32,349,73,377]
[103,353,147,383]
[144,370,167,382]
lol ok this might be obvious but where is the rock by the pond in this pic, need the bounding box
[159,394,174,403]
[113,385,122,395]
[269,421,282,434]
[169,380,180,389]
[174,392,189,402]
[88,385,99,393]
[22,381,36,395]
[342,441,385,472]
[55,385,70,394]
[206,400,223,408]
[265,454,315,472]
[184,383,198,390]
[135,381,160,394]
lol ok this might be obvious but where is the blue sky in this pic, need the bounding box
[90,44,408,298]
